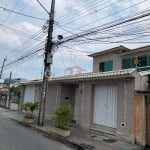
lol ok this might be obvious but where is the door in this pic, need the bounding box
[24,85,35,103]
[93,85,117,128]
[146,96,150,146]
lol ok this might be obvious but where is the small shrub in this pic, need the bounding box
[22,102,39,119]
[53,105,73,130]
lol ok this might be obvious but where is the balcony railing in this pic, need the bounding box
[137,66,150,72]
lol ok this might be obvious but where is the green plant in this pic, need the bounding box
[52,105,73,130]
[10,86,21,97]
[22,102,39,119]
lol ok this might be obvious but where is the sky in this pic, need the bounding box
[0,0,149,80]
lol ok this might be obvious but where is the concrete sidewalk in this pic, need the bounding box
[0,108,144,150]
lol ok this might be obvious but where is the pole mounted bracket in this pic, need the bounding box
[47,53,53,64]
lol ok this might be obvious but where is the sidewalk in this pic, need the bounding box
[2,109,144,150]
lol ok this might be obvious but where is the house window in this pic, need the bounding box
[122,54,150,71]
[138,55,147,67]
[137,55,148,71]
[99,60,113,72]
[122,58,133,69]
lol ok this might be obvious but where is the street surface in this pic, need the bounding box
[0,112,73,150]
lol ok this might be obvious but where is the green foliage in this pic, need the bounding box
[22,102,39,119]
[10,86,21,97]
[53,105,73,130]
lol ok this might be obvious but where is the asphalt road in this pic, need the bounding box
[0,115,73,150]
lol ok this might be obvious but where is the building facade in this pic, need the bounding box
[21,45,150,146]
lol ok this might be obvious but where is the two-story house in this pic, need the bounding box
[91,45,150,72]
[21,45,150,146]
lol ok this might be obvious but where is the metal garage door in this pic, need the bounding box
[24,85,35,103]
[93,85,117,128]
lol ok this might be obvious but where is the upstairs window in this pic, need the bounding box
[122,58,133,69]
[122,54,150,71]
[99,60,113,72]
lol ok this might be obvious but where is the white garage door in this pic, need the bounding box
[93,85,117,128]
[24,85,35,103]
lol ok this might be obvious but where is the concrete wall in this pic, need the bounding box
[74,78,135,143]
[21,78,136,143]
[44,84,59,118]
[74,82,92,128]
[116,79,135,143]
[37,83,74,119]
[60,84,74,107]
[93,53,121,72]
[135,74,149,91]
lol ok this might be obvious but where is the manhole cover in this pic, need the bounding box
[103,139,117,143]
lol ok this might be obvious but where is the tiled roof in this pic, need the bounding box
[50,69,135,82]
[21,69,136,85]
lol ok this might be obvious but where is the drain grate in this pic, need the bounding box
[103,139,117,143]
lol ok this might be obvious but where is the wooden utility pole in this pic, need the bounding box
[0,58,7,79]
[38,0,55,126]
[8,72,12,108]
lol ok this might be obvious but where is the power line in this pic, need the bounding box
[0,6,47,20]
[0,0,22,25]
[57,0,108,23]
[55,0,99,21]
[0,29,45,61]
[35,0,49,15]
[56,0,148,38]
[0,23,45,41]
[5,48,44,68]
[57,9,150,45]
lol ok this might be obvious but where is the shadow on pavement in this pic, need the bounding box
[144,146,150,150]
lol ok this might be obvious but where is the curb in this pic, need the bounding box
[11,118,95,150]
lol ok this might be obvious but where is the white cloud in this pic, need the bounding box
[23,0,70,17]
[1,0,150,79]
[51,45,92,76]
[15,22,40,34]
[0,28,21,48]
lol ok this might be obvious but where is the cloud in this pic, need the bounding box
[15,22,40,34]
[51,45,92,76]
[0,21,41,50]
[1,0,150,79]
[4,55,44,80]
[23,0,70,17]
[0,28,21,48]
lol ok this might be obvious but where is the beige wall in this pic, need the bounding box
[92,48,150,73]
[22,77,145,144]
[93,53,121,72]
[74,78,135,143]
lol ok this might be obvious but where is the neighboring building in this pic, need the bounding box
[4,78,26,85]
[89,45,150,72]
[0,85,8,107]
[21,45,150,146]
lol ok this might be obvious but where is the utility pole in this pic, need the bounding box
[38,0,55,126]
[0,58,7,79]
[8,72,12,108]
